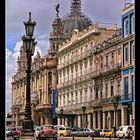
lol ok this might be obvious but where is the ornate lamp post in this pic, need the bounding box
[21,12,37,134]
[60,108,63,125]
[82,106,86,128]
[113,95,119,137]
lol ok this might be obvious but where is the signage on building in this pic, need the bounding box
[52,88,56,118]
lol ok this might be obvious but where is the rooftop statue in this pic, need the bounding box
[56,4,60,17]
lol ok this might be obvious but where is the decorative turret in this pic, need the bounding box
[70,0,82,16]
[17,45,26,71]
[48,4,65,57]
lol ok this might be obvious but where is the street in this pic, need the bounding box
[6,136,130,140]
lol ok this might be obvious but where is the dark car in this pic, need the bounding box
[6,127,14,137]
[94,129,101,137]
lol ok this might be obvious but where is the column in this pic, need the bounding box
[87,87,90,101]
[77,115,81,128]
[73,91,76,104]
[93,111,96,129]
[87,114,91,128]
[121,107,127,126]
[52,69,57,89]
[44,71,47,104]
[114,78,117,96]
[58,117,60,125]
[108,111,111,128]
[40,113,43,125]
[108,80,111,97]
[103,112,106,129]
[116,111,118,128]
[102,81,105,98]
[98,111,101,129]
[15,108,19,126]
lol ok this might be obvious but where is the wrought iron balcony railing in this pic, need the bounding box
[57,49,92,70]
[56,94,133,112]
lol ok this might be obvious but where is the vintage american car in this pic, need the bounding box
[38,125,57,139]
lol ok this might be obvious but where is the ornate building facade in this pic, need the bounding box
[9,0,134,129]
[56,25,121,129]
[11,13,64,126]
[121,3,134,126]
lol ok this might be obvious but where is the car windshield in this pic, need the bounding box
[36,127,41,131]
[43,126,54,129]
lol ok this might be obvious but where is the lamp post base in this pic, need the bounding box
[22,119,34,130]
[21,120,35,137]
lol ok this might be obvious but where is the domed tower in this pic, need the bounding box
[48,5,65,57]
[62,0,92,38]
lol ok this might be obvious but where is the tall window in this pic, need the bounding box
[90,88,93,100]
[124,18,129,36]
[130,41,135,59]
[111,53,114,65]
[124,77,129,99]
[75,92,78,103]
[67,94,69,105]
[96,87,99,99]
[105,83,108,97]
[125,47,128,62]
[106,55,108,67]
[111,85,114,96]
[131,75,134,101]
[80,91,82,103]
[131,14,134,34]
[84,90,87,102]
[118,81,120,94]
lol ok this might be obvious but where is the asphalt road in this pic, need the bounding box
[6,136,130,140]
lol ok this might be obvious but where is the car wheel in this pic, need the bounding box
[88,134,91,137]
[60,134,64,137]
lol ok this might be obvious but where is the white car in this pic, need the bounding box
[116,125,133,138]
[34,126,41,138]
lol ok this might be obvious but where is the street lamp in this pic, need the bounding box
[21,12,37,134]
[113,95,119,137]
[60,108,63,125]
[82,106,86,128]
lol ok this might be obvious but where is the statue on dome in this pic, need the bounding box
[55,4,60,17]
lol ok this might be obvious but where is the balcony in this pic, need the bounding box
[56,95,124,112]
[91,64,121,78]
[57,68,93,89]
[35,104,52,111]
[57,49,92,70]
[119,93,133,104]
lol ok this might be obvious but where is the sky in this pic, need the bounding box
[6,0,134,114]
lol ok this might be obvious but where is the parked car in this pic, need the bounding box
[71,128,95,137]
[34,126,41,139]
[116,125,133,138]
[104,129,114,137]
[13,126,22,138]
[54,125,71,137]
[38,125,57,139]
[100,129,108,137]
[6,127,14,137]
